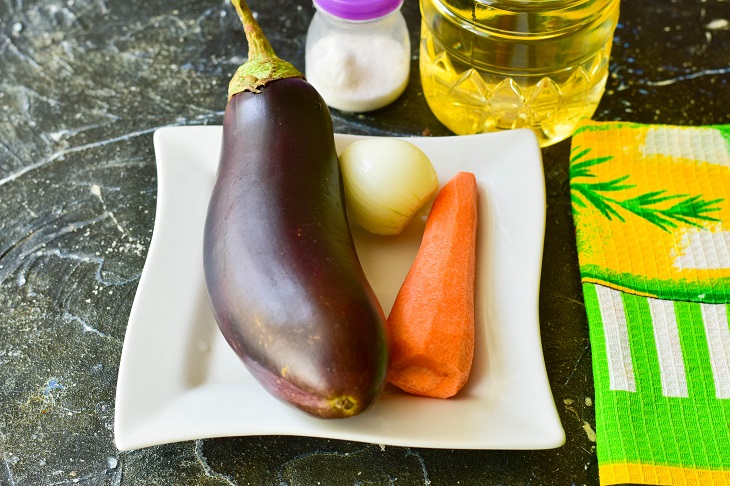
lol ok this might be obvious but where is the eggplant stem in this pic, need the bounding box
[228,0,303,98]
[231,0,276,62]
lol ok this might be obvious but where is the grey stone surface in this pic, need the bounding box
[0,0,728,484]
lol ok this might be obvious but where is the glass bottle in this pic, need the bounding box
[305,0,410,113]
[419,0,620,146]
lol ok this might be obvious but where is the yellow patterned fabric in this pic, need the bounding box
[572,121,730,302]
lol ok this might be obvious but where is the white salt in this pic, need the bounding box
[306,33,409,113]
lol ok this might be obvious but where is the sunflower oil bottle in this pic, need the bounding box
[419,0,620,146]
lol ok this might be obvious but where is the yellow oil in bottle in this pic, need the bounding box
[419,0,620,146]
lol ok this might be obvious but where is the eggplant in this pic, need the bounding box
[203,0,388,418]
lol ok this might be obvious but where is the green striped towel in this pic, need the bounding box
[570,121,730,485]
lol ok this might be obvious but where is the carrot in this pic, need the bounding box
[386,171,478,399]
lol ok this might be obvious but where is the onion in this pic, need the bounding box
[339,138,439,235]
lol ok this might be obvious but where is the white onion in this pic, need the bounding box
[339,138,439,235]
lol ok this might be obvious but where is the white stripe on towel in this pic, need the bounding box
[596,285,636,392]
[647,298,689,397]
[700,303,730,399]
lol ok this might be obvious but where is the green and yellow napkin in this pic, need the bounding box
[570,121,730,485]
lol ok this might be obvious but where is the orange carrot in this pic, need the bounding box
[386,171,478,399]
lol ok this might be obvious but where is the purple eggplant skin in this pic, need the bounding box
[203,77,389,419]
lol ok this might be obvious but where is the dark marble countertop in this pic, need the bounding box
[1,0,728,484]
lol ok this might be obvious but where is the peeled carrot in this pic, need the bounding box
[386,171,478,399]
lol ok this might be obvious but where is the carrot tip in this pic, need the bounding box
[388,356,468,399]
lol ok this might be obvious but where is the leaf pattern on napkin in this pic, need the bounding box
[570,146,724,232]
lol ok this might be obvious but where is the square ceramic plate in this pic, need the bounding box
[114,126,564,451]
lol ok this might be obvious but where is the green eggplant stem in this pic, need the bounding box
[228,0,303,99]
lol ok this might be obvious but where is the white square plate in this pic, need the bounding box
[114,126,564,451]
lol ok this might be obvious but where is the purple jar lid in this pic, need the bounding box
[313,0,403,21]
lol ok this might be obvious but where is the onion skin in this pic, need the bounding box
[203,78,389,418]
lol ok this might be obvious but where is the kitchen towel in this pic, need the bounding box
[570,120,730,485]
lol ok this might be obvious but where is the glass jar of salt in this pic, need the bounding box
[305,0,410,113]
